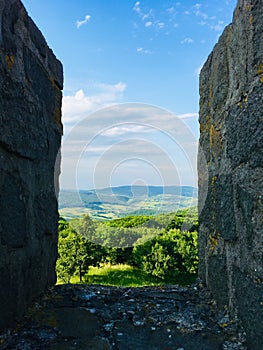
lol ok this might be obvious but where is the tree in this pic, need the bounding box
[56,218,103,283]
[56,227,79,283]
[70,214,96,240]
[132,228,198,280]
[143,242,170,279]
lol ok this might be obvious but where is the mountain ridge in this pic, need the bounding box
[59,185,198,220]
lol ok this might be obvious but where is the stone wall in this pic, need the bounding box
[0,0,63,330]
[198,0,263,348]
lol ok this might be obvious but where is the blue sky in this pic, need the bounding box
[22,0,237,190]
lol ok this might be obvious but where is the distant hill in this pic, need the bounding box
[59,185,197,220]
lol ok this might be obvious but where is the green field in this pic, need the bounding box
[57,264,197,287]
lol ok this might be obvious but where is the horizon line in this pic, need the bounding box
[60,184,198,192]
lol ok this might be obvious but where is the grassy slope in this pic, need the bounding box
[57,264,197,287]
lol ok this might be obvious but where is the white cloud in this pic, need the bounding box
[210,20,225,32]
[133,1,141,14]
[76,15,91,29]
[136,47,152,54]
[60,104,199,189]
[62,82,127,125]
[145,21,153,27]
[177,113,198,119]
[180,37,194,44]
[195,10,208,19]
[133,3,161,32]
[142,10,153,21]
[133,2,178,35]
[194,3,202,10]
[167,7,175,14]
[101,125,152,137]
[193,4,209,20]
[96,82,126,93]
[157,22,165,29]
[75,89,84,100]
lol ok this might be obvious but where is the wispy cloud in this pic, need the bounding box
[167,7,175,14]
[76,15,91,29]
[157,22,165,29]
[131,0,233,41]
[133,1,141,15]
[177,113,198,119]
[194,3,208,19]
[194,3,202,10]
[60,104,198,189]
[132,2,162,32]
[142,10,153,21]
[180,37,194,44]
[101,125,153,137]
[210,20,225,31]
[136,47,152,54]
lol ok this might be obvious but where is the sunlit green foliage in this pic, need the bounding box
[165,207,198,232]
[133,229,198,280]
[105,215,152,228]
[56,218,104,283]
[84,264,162,287]
[56,207,198,285]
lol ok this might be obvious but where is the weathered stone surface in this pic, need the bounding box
[198,0,263,348]
[0,0,63,330]
[0,284,247,349]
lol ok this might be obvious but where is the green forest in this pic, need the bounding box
[56,207,198,286]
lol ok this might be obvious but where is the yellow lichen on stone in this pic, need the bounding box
[207,82,213,107]
[199,115,211,133]
[209,232,219,253]
[257,64,263,75]
[211,175,217,187]
[257,64,263,83]
[249,14,253,25]
[220,323,228,329]
[244,94,248,104]
[205,115,211,132]
[200,123,205,133]
[245,4,253,12]
[209,124,222,150]
[5,54,15,70]
[237,93,249,108]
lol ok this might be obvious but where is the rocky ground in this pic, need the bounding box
[0,282,247,350]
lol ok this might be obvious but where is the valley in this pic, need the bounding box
[59,185,198,220]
